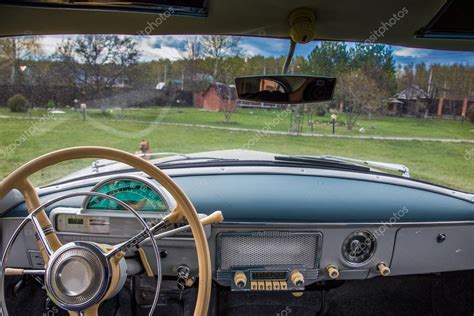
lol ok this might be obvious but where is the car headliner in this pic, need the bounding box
[0,0,473,52]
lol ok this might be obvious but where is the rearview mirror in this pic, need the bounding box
[235,75,336,104]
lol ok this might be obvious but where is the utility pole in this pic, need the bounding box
[425,68,433,119]
[163,64,167,84]
[427,69,433,96]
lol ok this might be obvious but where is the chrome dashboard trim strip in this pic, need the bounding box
[2,218,474,227]
[215,220,474,227]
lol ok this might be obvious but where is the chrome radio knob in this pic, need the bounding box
[290,270,304,287]
[233,271,247,289]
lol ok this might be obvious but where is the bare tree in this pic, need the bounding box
[337,70,385,129]
[200,36,241,80]
[222,90,237,123]
[0,37,42,84]
[54,35,140,95]
[182,36,203,90]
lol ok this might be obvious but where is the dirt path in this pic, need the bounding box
[2,115,474,144]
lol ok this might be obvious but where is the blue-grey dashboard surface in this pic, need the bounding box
[2,173,473,222]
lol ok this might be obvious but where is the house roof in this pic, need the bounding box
[395,85,430,101]
[204,82,237,100]
[388,97,404,104]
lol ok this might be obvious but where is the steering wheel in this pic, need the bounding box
[0,147,213,316]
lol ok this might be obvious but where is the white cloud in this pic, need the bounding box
[40,35,68,56]
[393,47,428,58]
[240,43,270,57]
[138,36,183,61]
[38,35,184,61]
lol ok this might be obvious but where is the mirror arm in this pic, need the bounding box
[282,39,296,74]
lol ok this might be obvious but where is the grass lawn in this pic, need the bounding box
[1,107,474,139]
[0,116,473,192]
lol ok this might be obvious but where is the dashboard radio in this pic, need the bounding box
[216,231,322,290]
[230,268,306,291]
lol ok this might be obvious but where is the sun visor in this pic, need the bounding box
[0,0,207,17]
[416,0,474,39]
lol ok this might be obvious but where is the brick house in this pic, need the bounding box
[194,83,237,112]
[388,85,473,118]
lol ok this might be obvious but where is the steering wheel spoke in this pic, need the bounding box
[30,214,55,257]
[105,218,169,259]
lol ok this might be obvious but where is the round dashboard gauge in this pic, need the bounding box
[82,175,176,213]
[341,231,376,265]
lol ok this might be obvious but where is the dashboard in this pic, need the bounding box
[1,168,474,293]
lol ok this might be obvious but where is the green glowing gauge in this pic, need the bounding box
[83,176,174,213]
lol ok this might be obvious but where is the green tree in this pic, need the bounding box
[350,44,396,94]
[307,41,350,76]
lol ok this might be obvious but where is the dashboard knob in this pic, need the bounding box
[326,265,340,279]
[377,262,391,276]
[290,270,305,287]
[233,271,247,289]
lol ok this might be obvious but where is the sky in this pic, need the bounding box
[39,35,474,66]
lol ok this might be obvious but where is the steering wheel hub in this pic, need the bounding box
[45,242,111,311]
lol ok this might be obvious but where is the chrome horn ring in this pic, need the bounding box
[0,191,162,315]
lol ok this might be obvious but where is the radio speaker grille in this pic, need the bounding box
[217,231,321,270]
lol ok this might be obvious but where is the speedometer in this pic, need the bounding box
[82,176,175,213]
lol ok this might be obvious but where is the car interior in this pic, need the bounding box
[0,1,473,315]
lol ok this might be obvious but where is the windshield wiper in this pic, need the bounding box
[275,155,410,177]
[322,155,410,177]
[274,156,371,173]
[157,156,239,165]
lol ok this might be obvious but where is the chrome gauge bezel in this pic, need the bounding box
[341,230,377,266]
[81,175,177,214]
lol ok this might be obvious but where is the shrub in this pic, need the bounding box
[7,94,30,113]
[47,100,56,109]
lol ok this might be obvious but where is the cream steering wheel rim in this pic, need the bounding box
[0,146,212,316]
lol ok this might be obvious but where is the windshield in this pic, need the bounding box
[0,35,473,192]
